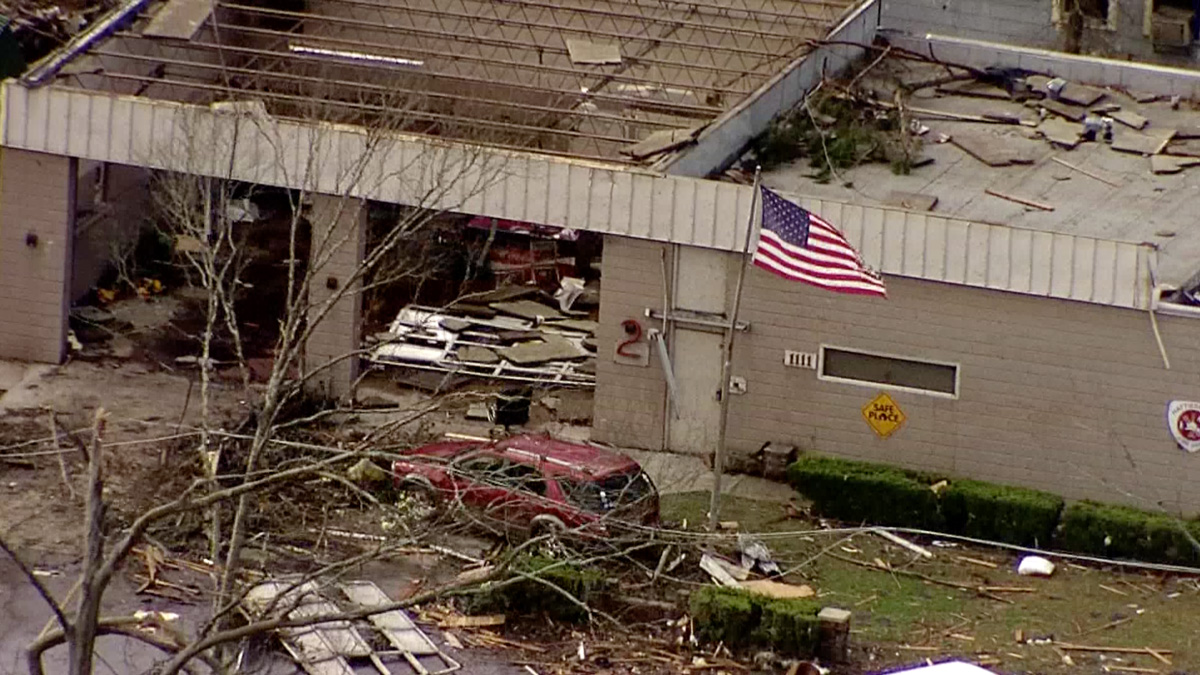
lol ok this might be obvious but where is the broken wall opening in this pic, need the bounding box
[363,212,603,427]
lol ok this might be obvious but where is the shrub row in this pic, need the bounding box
[689,586,821,655]
[788,455,1200,565]
[1058,501,1200,566]
[787,455,1063,546]
[465,555,608,621]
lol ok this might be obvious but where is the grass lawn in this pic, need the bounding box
[662,492,1200,674]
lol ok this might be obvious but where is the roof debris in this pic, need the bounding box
[369,299,597,388]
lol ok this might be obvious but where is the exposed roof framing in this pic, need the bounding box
[34,0,853,162]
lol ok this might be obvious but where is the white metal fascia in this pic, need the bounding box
[0,82,1151,310]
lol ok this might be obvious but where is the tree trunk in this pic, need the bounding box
[68,411,106,675]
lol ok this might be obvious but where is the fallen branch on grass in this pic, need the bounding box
[1054,643,1173,658]
[827,552,1014,604]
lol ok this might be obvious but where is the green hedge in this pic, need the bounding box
[941,479,1063,547]
[1058,501,1200,566]
[465,555,608,621]
[689,586,820,655]
[787,454,1200,566]
[785,455,944,530]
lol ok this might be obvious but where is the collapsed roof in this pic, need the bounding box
[28,0,855,164]
[759,53,1200,287]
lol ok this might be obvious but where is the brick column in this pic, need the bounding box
[0,149,75,363]
[304,194,367,400]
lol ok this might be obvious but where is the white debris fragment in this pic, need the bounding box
[1017,556,1056,577]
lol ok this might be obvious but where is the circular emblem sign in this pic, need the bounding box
[1167,400,1200,453]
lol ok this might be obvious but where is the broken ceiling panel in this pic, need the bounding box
[565,38,623,65]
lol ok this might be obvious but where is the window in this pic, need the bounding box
[1053,0,1118,30]
[499,463,546,496]
[455,455,508,483]
[818,346,959,398]
[559,470,655,513]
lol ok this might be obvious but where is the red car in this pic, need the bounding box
[391,434,660,539]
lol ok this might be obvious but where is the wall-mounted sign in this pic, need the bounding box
[863,392,906,438]
[1167,400,1200,453]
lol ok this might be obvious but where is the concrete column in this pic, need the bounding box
[304,194,367,400]
[0,149,75,363]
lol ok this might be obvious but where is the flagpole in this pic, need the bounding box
[708,166,762,531]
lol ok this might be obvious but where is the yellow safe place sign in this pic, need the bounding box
[862,392,905,438]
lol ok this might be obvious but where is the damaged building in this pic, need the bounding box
[5,0,1200,516]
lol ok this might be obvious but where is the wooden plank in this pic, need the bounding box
[883,190,938,211]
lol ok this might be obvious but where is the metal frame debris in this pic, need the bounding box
[242,578,461,675]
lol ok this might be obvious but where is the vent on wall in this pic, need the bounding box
[1152,8,1193,48]
[784,350,817,369]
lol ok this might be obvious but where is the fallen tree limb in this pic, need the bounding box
[827,552,1013,604]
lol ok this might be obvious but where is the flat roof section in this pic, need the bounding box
[760,56,1200,286]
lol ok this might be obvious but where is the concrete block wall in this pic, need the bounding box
[0,148,75,363]
[592,236,671,450]
[886,32,1200,99]
[879,0,1162,62]
[304,194,367,400]
[597,234,1200,515]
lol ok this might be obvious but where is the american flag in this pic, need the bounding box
[752,187,887,297]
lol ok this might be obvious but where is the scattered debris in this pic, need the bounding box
[370,304,596,387]
[1050,156,1121,186]
[984,189,1055,212]
[874,529,933,559]
[1151,155,1200,174]
[1111,129,1175,156]
[955,555,999,569]
[737,535,782,575]
[1036,117,1083,148]
[1100,583,1129,596]
[739,579,816,599]
[1054,642,1173,659]
[1017,556,1056,576]
[1110,109,1149,130]
[700,553,742,587]
[1040,99,1087,122]
[883,190,938,211]
[439,614,506,628]
[242,579,461,675]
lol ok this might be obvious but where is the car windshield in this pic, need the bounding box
[558,470,654,513]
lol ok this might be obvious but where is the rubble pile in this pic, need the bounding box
[369,283,599,388]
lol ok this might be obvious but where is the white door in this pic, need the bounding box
[669,328,724,455]
[666,246,730,456]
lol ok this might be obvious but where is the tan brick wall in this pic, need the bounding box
[593,235,670,450]
[0,148,75,363]
[304,194,367,400]
[598,234,1200,515]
